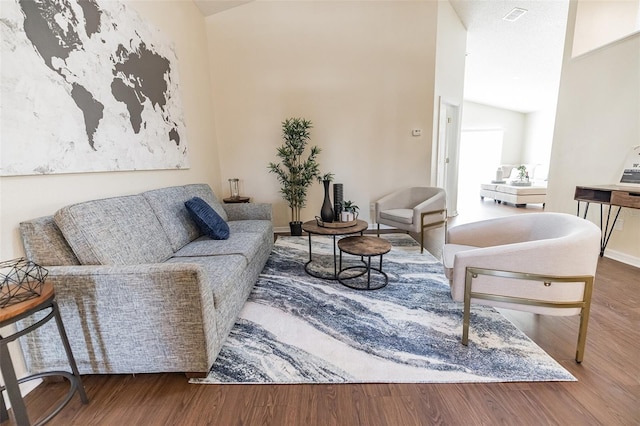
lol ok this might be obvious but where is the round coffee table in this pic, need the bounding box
[337,236,392,290]
[302,219,368,280]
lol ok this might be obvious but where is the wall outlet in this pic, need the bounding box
[411,129,422,137]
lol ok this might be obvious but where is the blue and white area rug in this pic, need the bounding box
[193,234,575,384]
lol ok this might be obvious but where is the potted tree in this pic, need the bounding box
[268,118,321,236]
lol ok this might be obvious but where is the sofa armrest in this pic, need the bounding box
[223,203,272,221]
[20,263,218,374]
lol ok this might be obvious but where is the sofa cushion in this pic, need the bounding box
[19,216,80,266]
[184,184,228,222]
[143,185,201,252]
[227,220,273,235]
[54,195,174,265]
[143,184,228,252]
[172,233,263,264]
[185,197,230,240]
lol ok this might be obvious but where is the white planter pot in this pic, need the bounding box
[341,211,354,222]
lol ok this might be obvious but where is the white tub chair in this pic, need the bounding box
[442,212,600,362]
[375,187,447,253]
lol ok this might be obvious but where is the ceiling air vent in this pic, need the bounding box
[503,7,528,22]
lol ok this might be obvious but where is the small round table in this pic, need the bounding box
[337,236,392,290]
[302,219,368,280]
[0,282,88,425]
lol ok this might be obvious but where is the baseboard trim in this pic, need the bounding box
[604,249,640,268]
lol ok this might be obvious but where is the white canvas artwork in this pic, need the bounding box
[0,0,189,175]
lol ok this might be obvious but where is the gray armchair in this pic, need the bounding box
[375,187,447,253]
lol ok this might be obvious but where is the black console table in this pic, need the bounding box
[574,185,640,256]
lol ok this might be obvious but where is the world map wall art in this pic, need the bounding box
[0,0,189,175]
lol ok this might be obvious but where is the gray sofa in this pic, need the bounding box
[18,183,273,376]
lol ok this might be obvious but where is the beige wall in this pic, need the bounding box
[0,0,219,261]
[549,0,640,265]
[206,1,439,229]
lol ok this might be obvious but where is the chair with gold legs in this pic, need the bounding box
[375,187,447,253]
[442,212,600,362]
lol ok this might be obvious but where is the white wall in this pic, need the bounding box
[461,101,526,164]
[549,0,640,265]
[206,1,440,229]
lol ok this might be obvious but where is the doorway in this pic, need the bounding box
[435,99,461,217]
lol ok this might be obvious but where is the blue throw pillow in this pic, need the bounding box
[185,197,230,240]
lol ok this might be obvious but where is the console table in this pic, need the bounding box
[574,185,640,256]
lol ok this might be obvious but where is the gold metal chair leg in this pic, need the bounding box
[576,279,593,363]
[462,270,474,345]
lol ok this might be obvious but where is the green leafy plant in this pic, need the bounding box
[317,172,335,183]
[342,200,359,213]
[268,118,321,224]
[516,165,528,181]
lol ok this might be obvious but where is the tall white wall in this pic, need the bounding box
[206,1,440,229]
[549,0,640,265]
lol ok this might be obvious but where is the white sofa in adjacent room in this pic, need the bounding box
[480,164,548,208]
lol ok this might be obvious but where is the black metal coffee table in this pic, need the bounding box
[337,236,392,290]
[301,219,368,280]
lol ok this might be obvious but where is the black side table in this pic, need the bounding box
[338,236,392,290]
[223,196,250,204]
[0,282,88,425]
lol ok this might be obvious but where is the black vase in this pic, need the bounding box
[333,183,343,221]
[320,180,334,223]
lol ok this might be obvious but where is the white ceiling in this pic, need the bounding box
[450,0,570,113]
[194,0,570,114]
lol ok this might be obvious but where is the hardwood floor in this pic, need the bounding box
[4,200,639,425]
